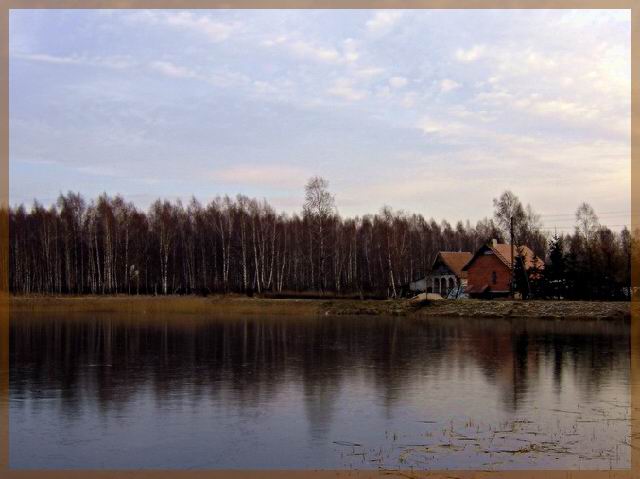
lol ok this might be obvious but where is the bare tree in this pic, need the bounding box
[493,190,526,243]
[575,202,599,242]
[303,176,336,291]
[7,189,631,300]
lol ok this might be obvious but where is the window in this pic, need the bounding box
[491,271,497,285]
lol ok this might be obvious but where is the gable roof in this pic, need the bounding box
[432,251,473,277]
[462,243,544,271]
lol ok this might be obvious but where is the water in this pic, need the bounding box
[9,312,630,470]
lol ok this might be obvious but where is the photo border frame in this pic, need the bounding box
[0,2,637,478]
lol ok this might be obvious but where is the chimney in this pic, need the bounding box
[491,238,498,247]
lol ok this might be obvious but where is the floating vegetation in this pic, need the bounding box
[335,402,631,470]
[333,440,362,447]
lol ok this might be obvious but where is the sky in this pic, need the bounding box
[9,9,631,232]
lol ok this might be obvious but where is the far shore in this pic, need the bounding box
[7,295,633,321]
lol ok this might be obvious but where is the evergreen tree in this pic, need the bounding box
[513,247,530,299]
[528,253,545,299]
[545,234,566,299]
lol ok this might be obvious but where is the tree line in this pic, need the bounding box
[6,177,634,300]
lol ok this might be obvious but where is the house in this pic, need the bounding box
[416,251,473,297]
[462,239,544,298]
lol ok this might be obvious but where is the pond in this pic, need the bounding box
[9,312,630,470]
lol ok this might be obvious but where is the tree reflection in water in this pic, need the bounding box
[10,313,630,469]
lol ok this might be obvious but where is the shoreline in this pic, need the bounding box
[7,295,632,321]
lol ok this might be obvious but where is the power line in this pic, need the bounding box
[539,224,630,228]
[538,211,634,218]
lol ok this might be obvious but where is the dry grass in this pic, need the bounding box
[333,405,631,470]
[8,295,633,320]
[417,299,632,321]
[9,294,323,316]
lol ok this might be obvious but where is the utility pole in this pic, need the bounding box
[510,216,514,298]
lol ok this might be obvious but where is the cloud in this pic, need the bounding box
[327,78,367,101]
[207,69,252,88]
[440,78,461,92]
[524,51,557,70]
[263,36,359,65]
[15,157,61,166]
[289,40,341,63]
[455,45,486,62]
[417,116,464,136]
[354,66,385,78]
[473,87,626,136]
[149,60,198,79]
[165,12,238,42]
[261,35,288,47]
[9,9,630,222]
[252,80,276,94]
[15,53,83,65]
[401,92,418,108]
[366,10,403,33]
[134,10,240,42]
[389,76,408,88]
[342,38,359,63]
[209,165,307,188]
[147,60,252,89]
[75,165,124,177]
[527,98,598,119]
[14,52,135,69]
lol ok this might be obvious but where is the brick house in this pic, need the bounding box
[462,239,543,298]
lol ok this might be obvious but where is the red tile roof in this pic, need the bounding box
[491,244,544,270]
[462,242,544,271]
[434,252,473,278]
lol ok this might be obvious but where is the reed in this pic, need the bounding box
[8,295,633,320]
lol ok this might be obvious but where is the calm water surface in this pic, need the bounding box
[9,312,630,469]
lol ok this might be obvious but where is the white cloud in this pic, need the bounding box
[417,116,464,136]
[342,38,359,63]
[16,157,61,166]
[10,9,630,222]
[290,40,341,63]
[354,66,385,78]
[133,10,240,42]
[474,87,626,136]
[328,78,367,101]
[252,80,276,94]
[263,36,359,65]
[366,10,404,33]
[149,60,198,79]
[15,52,83,65]
[525,51,557,70]
[389,76,408,88]
[163,11,239,42]
[14,52,135,69]
[261,35,288,47]
[209,165,306,188]
[440,78,460,92]
[401,92,418,108]
[207,69,252,88]
[528,98,598,119]
[75,165,124,177]
[455,45,486,62]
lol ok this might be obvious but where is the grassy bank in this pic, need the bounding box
[416,298,632,321]
[8,295,633,320]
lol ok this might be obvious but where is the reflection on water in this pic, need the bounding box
[10,312,630,469]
